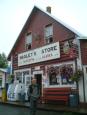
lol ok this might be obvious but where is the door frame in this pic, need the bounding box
[33,70,43,96]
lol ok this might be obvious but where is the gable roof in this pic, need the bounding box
[37,6,84,37]
[8,6,84,60]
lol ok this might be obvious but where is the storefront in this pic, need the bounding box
[8,6,84,103]
[16,41,77,97]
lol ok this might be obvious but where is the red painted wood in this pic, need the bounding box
[80,40,87,65]
[43,87,71,104]
[11,10,77,70]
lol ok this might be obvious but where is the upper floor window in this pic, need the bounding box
[44,24,53,44]
[25,33,32,50]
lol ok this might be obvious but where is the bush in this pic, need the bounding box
[70,69,83,82]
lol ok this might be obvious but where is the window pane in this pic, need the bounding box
[45,37,53,44]
[49,73,57,85]
[26,34,32,44]
[45,25,53,38]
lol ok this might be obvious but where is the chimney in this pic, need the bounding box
[46,6,51,13]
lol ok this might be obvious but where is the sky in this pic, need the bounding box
[0,0,87,56]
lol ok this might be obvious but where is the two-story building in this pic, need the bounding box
[8,6,87,104]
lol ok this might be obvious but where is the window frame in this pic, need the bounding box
[44,24,53,44]
[25,32,32,50]
[49,73,58,85]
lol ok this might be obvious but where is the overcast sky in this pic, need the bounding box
[0,0,87,56]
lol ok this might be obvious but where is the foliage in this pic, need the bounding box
[8,74,14,83]
[70,69,83,82]
[0,52,8,68]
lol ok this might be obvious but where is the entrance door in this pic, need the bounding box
[83,66,87,102]
[34,74,42,95]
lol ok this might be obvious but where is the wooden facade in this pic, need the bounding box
[8,8,78,71]
[80,40,87,65]
[8,6,86,104]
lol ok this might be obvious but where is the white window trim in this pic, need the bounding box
[44,25,53,38]
[14,68,31,81]
[25,33,32,50]
[45,61,77,88]
[44,24,53,44]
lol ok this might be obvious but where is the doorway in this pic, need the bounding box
[34,74,42,95]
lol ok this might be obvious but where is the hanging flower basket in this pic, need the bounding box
[70,69,83,82]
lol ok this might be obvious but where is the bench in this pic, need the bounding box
[43,87,72,105]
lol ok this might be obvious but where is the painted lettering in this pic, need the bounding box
[42,45,57,54]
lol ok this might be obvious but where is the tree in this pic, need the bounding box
[0,53,8,68]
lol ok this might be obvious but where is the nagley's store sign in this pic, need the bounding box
[18,42,60,66]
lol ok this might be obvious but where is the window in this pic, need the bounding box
[47,64,74,86]
[25,33,32,50]
[49,73,57,85]
[44,24,53,44]
[47,66,59,85]
[15,72,22,83]
[0,77,2,87]
[60,64,74,84]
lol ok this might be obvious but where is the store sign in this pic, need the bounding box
[18,42,60,66]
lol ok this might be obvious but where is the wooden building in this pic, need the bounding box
[8,6,87,104]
